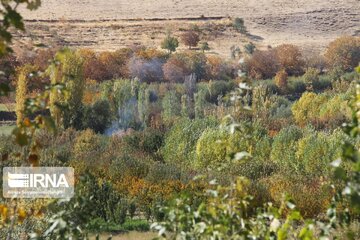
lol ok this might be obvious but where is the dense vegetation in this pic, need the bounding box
[0,2,360,238]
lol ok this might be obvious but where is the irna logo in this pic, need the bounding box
[3,167,74,199]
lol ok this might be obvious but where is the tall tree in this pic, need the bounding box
[15,65,36,126]
[48,48,84,128]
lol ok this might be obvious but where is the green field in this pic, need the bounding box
[0,125,15,135]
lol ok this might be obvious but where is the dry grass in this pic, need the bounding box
[13,0,359,56]
[90,231,157,240]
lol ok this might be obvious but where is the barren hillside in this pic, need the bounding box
[15,0,360,56]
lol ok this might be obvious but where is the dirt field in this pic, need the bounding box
[14,0,360,56]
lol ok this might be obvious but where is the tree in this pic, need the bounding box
[325,36,360,71]
[200,42,210,53]
[48,48,85,129]
[244,50,280,79]
[15,65,36,126]
[274,44,304,76]
[194,89,207,119]
[0,0,41,97]
[181,30,200,49]
[163,55,190,83]
[161,33,179,54]
[303,67,320,88]
[244,42,256,55]
[233,17,247,34]
[162,90,181,124]
[82,99,112,134]
[274,69,288,91]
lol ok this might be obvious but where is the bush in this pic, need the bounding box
[291,92,327,126]
[82,99,113,133]
[303,67,320,87]
[163,55,190,83]
[274,69,288,91]
[205,80,236,104]
[292,92,350,128]
[270,125,304,173]
[274,44,304,76]
[245,50,280,79]
[162,117,218,167]
[161,33,179,54]
[233,18,247,34]
[195,121,267,170]
[325,36,360,71]
[181,30,200,49]
[206,55,233,80]
[128,56,165,83]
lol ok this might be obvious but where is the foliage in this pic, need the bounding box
[244,42,256,55]
[274,69,288,91]
[162,55,190,83]
[48,48,85,129]
[15,65,37,126]
[162,90,180,124]
[325,36,360,71]
[245,50,280,79]
[0,0,41,57]
[162,117,218,167]
[292,92,350,127]
[199,42,210,53]
[161,33,179,54]
[152,178,307,240]
[274,44,304,76]
[303,67,320,88]
[82,99,113,133]
[181,31,200,49]
[233,18,247,34]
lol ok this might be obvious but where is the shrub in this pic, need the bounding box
[274,69,288,91]
[161,33,179,54]
[233,18,247,34]
[82,99,113,133]
[181,30,200,49]
[162,117,218,167]
[244,42,256,55]
[162,90,181,124]
[200,41,210,52]
[274,44,304,76]
[291,92,327,126]
[206,55,233,80]
[195,121,267,170]
[205,80,236,104]
[303,67,320,87]
[128,56,165,83]
[325,36,360,71]
[72,129,103,161]
[245,50,280,79]
[295,130,343,176]
[163,55,190,83]
[292,92,350,127]
[270,125,304,173]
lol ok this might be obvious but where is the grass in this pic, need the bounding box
[0,104,8,111]
[0,125,15,135]
[93,231,157,240]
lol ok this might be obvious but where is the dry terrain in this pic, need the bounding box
[13,0,360,56]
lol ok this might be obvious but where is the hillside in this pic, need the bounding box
[14,0,359,56]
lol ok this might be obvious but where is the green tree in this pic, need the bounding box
[161,33,179,54]
[233,17,247,34]
[200,41,210,53]
[194,89,206,119]
[48,49,85,129]
[162,90,180,124]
